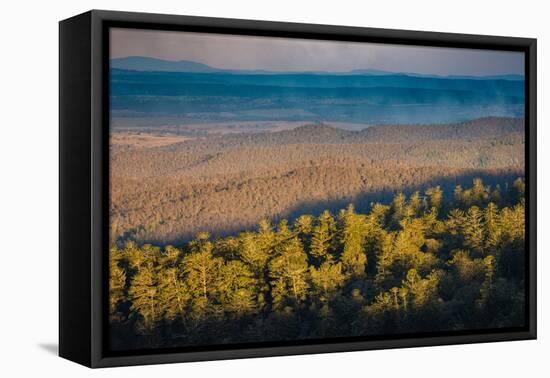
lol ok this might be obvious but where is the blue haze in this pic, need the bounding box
[110,58,524,126]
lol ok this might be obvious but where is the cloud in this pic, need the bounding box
[110,28,524,76]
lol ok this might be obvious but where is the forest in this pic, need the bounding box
[110,117,525,245]
[109,177,526,351]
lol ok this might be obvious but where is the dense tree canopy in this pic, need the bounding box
[109,178,526,350]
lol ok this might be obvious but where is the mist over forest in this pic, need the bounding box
[110,59,524,126]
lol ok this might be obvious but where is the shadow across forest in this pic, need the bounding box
[127,169,523,247]
[277,169,522,224]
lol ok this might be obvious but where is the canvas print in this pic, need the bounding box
[108,28,526,352]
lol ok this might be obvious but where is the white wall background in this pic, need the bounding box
[0,0,546,376]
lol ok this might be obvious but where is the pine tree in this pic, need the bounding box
[309,262,345,303]
[181,238,223,318]
[256,218,276,258]
[446,208,465,236]
[276,219,293,243]
[310,210,336,265]
[269,237,309,310]
[374,231,395,286]
[124,240,147,269]
[237,232,269,274]
[512,178,525,200]
[402,268,441,310]
[484,202,501,252]
[504,202,525,243]
[339,204,368,278]
[454,185,464,206]
[188,231,212,253]
[213,236,240,260]
[294,214,313,236]
[471,178,489,205]
[370,203,390,226]
[128,262,159,332]
[406,191,422,217]
[391,192,407,226]
[158,245,181,267]
[478,255,496,307]
[425,186,443,213]
[217,260,257,316]
[294,214,314,250]
[448,249,484,282]
[157,267,189,322]
[109,246,126,321]
[463,206,485,253]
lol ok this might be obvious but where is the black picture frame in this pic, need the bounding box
[59,9,537,368]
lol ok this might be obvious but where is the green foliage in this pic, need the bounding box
[269,237,309,310]
[310,210,337,265]
[426,186,443,213]
[109,246,126,321]
[110,178,526,349]
[217,260,257,316]
[309,262,345,303]
[157,267,189,321]
[463,206,485,252]
[128,262,159,332]
[339,204,368,278]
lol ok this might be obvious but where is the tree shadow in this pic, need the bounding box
[133,168,523,246]
[280,169,522,221]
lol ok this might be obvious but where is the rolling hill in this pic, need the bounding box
[110,117,524,244]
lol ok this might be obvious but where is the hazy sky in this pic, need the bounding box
[110,28,524,76]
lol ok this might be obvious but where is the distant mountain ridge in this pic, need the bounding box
[110,58,525,125]
[269,117,524,143]
[111,56,524,80]
[111,56,221,73]
[160,117,524,152]
[358,116,524,142]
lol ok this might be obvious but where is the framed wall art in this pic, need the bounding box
[59,10,537,368]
